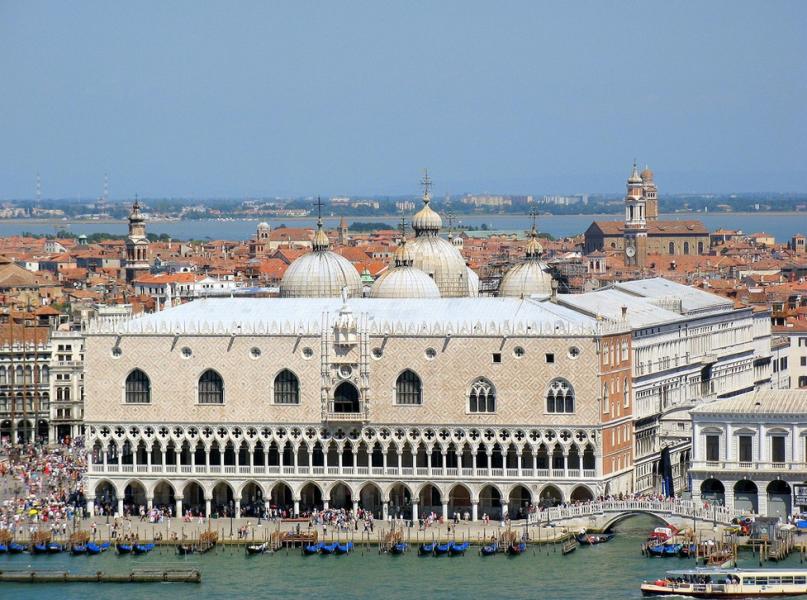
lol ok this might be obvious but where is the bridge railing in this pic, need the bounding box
[527,499,743,526]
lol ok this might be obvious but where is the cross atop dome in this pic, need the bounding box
[420,168,432,203]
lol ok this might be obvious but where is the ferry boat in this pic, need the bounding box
[641,568,807,597]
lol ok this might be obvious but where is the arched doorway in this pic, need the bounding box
[270,482,293,514]
[360,483,382,517]
[0,420,11,443]
[700,479,725,505]
[479,485,502,520]
[539,484,563,507]
[508,484,532,519]
[388,483,412,519]
[240,482,265,517]
[182,481,206,516]
[733,480,758,514]
[37,419,49,443]
[123,480,147,514]
[333,382,360,413]
[299,482,322,513]
[449,484,472,519]
[570,485,594,503]
[418,484,442,517]
[94,480,117,515]
[152,481,175,510]
[767,480,792,519]
[212,481,234,517]
[329,482,352,510]
[17,419,33,444]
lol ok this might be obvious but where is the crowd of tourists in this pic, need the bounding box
[0,439,87,536]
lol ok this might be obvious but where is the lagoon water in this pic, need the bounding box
[0,213,803,242]
[3,516,807,600]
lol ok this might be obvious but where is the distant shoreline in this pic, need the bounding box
[1,210,805,226]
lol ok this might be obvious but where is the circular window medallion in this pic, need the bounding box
[568,346,581,359]
[302,347,314,359]
[513,346,525,358]
[180,347,192,359]
[250,347,261,359]
[371,347,383,360]
[338,365,353,378]
[111,347,122,358]
[425,348,437,360]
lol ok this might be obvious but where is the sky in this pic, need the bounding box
[1,1,805,199]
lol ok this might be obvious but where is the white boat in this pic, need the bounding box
[641,568,807,597]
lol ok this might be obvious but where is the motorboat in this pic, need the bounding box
[641,567,807,597]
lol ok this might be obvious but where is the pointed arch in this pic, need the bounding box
[468,377,496,413]
[198,369,224,404]
[546,378,574,414]
[125,369,151,404]
[395,369,422,405]
[273,369,300,404]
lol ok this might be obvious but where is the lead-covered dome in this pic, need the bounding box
[370,225,441,299]
[498,225,553,298]
[279,218,362,298]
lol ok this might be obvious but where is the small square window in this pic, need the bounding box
[545,353,555,363]
[492,353,501,363]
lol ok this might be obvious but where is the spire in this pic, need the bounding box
[312,196,330,251]
[628,160,642,184]
[412,169,442,236]
[420,168,432,204]
[525,208,543,259]
[394,215,413,267]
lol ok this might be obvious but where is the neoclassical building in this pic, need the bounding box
[84,295,633,520]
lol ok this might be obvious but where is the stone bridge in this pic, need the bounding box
[528,499,744,532]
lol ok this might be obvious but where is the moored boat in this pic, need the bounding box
[47,542,64,554]
[133,543,155,555]
[116,543,133,554]
[481,543,498,556]
[449,542,469,556]
[320,542,337,555]
[641,567,807,597]
[389,542,407,555]
[335,542,353,555]
[576,532,615,545]
[246,542,268,555]
[0,543,7,553]
[507,542,527,556]
[87,542,110,554]
[433,543,450,556]
[177,544,195,555]
[303,542,322,555]
[678,543,697,558]
[71,544,87,555]
[8,542,26,554]
[418,543,435,556]
[32,543,48,554]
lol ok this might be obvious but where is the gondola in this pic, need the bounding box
[480,543,498,556]
[0,543,7,554]
[389,542,407,555]
[116,543,133,554]
[418,543,435,556]
[433,543,450,556]
[246,542,268,555]
[662,543,682,557]
[47,542,64,554]
[646,544,666,557]
[133,543,155,555]
[32,542,49,554]
[303,542,322,555]
[71,544,87,555]
[177,544,195,556]
[678,543,697,558]
[8,542,26,554]
[449,542,469,556]
[506,542,527,556]
[575,533,614,545]
[335,542,353,555]
[87,542,110,554]
[320,542,337,555]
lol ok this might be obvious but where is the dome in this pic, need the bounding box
[279,218,362,298]
[628,162,642,184]
[498,261,553,298]
[640,165,654,182]
[258,222,270,230]
[370,266,441,299]
[408,235,470,297]
[412,202,442,233]
[466,266,479,297]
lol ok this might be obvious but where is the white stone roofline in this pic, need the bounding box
[85,313,629,338]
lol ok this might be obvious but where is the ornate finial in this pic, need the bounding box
[314,196,325,225]
[399,214,407,239]
[420,168,432,203]
[312,196,330,251]
[525,208,543,259]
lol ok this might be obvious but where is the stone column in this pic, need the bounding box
[486,451,493,476]
[411,500,419,522]
[382,451,388,474]
[337,448,343,473]
[205,497,212,517]
[146,448,152,471]
[293,499,300,516]
[442,501,449,519]
[117,498,124,516]
[441,451,448,476]
[323,499,330,510]
[161,450,167,471]
[472,501,479,521]
[517,453,522,477]
[307,450,314,474]
[147,496,153,510]
[382,501,389,520]
[176,498,183,517]
[352,500,359,514]
[427,450,432,475]
[235,499,241,518]
[397,451,402,474]
[472,452,477,473]
[87,499,95,516]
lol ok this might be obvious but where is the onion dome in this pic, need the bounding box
[279,217,362,298]
[412,197,442,235]
[498,225,553,298]
[370,233,440,299]
[628,161,643,184]
[640,165,654,182]
[258,221,270,230]
[466,266,480,297]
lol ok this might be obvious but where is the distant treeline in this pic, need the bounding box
[21,231,173,243]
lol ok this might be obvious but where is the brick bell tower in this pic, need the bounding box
[623,162,647,268]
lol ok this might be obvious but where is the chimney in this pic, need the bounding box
[621,305,628,319]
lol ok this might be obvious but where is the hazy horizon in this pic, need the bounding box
[1,1,805,199]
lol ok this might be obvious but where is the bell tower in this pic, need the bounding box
[623,162,647,268]
[125,198,150,282]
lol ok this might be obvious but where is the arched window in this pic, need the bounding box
[125,369,151,404]
[683,241,690,255]
[273,369,300,405]
[395,370,422,405]
[469,378,495,413]
[198,369,224,404]
[668,242,675,255]
[546,379,574,413]
[697,241,704,254]
[40,365,49,384]
[0,366,6,384]
[333,381,360,413]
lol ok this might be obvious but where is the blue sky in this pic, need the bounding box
[1,1,805,198]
